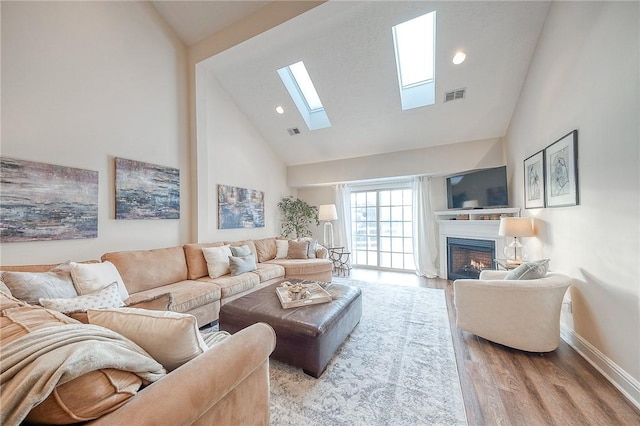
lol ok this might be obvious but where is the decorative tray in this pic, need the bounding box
[276,282,332,309]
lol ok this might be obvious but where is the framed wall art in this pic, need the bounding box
[545,130,579,207]
[523,150,545,209]
[115,157,180,219]
[218,184,264,229]
[0,157,98,242]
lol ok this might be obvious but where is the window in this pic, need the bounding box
[277,61,331,130]
[351,188,415,271]
[392,11,436,110]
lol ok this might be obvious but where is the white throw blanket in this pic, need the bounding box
[1,323,166,426]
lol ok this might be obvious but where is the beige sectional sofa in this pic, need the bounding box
[2,237,333,327]
[101,237,332,326]
[0,236,331,425]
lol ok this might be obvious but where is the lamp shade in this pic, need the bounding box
[318,204,338,221]
[498,217,534,237]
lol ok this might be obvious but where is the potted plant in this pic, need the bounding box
[277,196,319,238]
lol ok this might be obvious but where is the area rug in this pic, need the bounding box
[268,277,467,426]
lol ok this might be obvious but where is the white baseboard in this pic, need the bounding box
[561,324,640,411]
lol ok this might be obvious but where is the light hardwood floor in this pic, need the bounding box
[348,268,640,426]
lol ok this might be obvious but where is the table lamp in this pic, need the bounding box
[318,204,338,248]
[498,217,534,264]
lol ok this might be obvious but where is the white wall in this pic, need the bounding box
[194,68,290,242]
[1,1,189,265]
[288,137,505,187]
[505,1,639,401]
[293,137,501,245]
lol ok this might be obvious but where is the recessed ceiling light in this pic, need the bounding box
[452,51,466,65]
[275,106,284,114]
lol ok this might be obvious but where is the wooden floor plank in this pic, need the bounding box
[349,269,640,425]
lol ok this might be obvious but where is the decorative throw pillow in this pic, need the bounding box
[228,254,257,276]
[202,245,233,278]
[230,245,252,258]
[275,239,289,259]
[504,259,550,280]
[287,240,310,259]
[126,293,173,312]
[254,238,277,263]
[70,261,129,301]
[1,264,78,305]
[86,307,208,372]
[298,237,318,259]
[40,282,125,314]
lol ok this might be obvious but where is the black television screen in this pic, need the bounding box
[446,166,508,209]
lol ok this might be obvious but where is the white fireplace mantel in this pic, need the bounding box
[435,208,520,279]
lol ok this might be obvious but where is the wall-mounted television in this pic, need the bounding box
[446,166,508,209]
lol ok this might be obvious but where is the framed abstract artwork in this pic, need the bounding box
[115,157,180,219]
[545,130,579,207]
[523,150,545,209]
[218,184,264,229]
[0,157,98,242]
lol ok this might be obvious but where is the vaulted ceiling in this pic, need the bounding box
[153,1,550,166]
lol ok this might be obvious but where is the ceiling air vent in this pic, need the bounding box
[287,127,301,136]
[444,88,466,103]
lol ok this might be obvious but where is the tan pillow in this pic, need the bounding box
[126,293,173,311]
[254,238,277,263]
[70,261,129,300]
[26,369,142,424]
[202,245,232,278]
[39,282,125,314]
[287,240,309,259]
[183,242,225,280]
[87,307,208,372]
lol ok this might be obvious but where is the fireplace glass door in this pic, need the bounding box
[447,237,495,280]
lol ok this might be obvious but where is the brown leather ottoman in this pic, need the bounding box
[219,280,362,378]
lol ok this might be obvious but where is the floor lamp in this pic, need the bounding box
[498,217,535,264]
[318,204,338,248]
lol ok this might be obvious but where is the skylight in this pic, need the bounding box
[392,11,436,110]
[277,61,331,131]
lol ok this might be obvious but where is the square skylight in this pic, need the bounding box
[277,61,331,130]
[392,11,436,110]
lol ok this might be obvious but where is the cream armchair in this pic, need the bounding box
[453,270,572,352]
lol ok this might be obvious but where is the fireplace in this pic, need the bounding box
[447,237,495,280]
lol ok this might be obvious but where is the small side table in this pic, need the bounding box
[328,247,351,277]
[494,259,521,271]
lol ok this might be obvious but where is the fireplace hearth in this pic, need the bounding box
[447,237,495,280]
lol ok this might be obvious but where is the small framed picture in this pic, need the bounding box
[524,150,545,209]
[545,130,579,207]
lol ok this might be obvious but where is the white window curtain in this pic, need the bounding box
[334,184,351,252]
[412,176,438,278]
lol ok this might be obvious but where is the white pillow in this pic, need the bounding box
[70,261,129,300]
[202,245,233,278]
[275,239,289,259]
[40,282,125,314]
[1,266,78,304]
[87,307,208,372]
